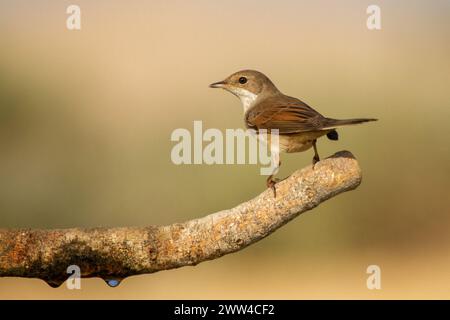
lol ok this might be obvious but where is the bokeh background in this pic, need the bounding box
[1,0,449,299]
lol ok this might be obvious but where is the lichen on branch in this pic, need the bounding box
[0,151,362,287]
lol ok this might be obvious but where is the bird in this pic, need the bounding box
[209,70,377,196]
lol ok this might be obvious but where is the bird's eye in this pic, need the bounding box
[238,77,247,84]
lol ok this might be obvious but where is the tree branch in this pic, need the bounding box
[0,151,361,287]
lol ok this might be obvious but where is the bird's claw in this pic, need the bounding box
[266,178,278,198]
[312,155,320,169]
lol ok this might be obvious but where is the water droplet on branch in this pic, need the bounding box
[105,279,121,287]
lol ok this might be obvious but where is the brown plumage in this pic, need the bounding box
[210,70,377,196]
[246,94,376,134]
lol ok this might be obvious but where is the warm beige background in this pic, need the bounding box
[0,0,449,299]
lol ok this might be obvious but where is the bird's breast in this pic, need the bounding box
[257,131,329,153]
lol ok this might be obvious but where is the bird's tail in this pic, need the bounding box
[322,117,377,129]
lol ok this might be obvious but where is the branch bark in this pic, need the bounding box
[0,151,361,287]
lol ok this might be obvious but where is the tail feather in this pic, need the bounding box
[326,129,339,140]
[323,117,377,129]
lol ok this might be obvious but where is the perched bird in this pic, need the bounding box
[210,70,377,196]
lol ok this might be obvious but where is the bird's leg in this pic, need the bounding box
[312,139,320,168]
[266,175,277,198]
[266,158,281,198]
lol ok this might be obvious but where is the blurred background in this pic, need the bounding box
[1,0,449,299]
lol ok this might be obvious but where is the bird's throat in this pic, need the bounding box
[232,88,258,113]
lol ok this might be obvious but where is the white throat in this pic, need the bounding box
[232,88,258,113]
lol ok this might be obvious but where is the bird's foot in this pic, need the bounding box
[266,177,279,198]
[312,155,320,169]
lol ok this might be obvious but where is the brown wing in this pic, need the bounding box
[245,95,327,134]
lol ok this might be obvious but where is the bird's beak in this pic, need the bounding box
[209,80,227,88]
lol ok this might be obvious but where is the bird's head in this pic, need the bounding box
[209,70,279,112]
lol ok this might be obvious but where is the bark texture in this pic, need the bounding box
[0,151,362,287]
